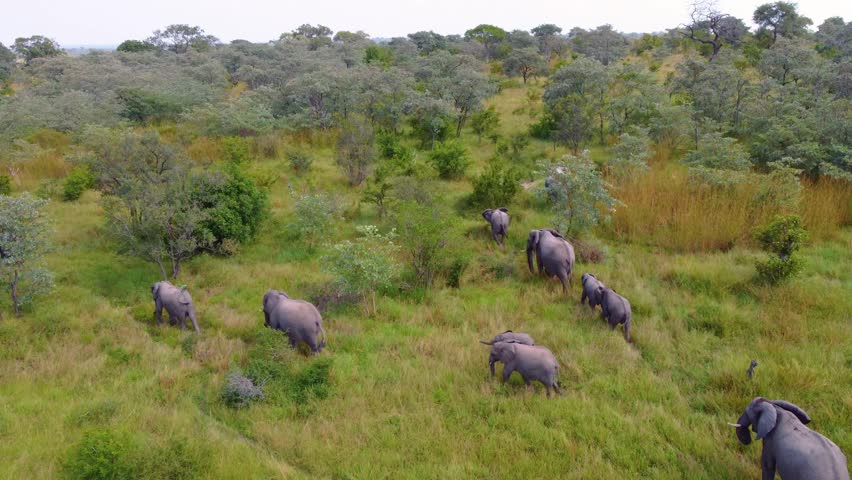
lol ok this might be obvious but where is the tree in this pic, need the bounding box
[147,24,219,54]
[290,24,333,50]
[539,152,617,235]
[322,226,399,315]
[543,58,609,152]
[291,191,339,248]
[758,37,820,86]
[336,115,376,186]
[428,141,470,179]
[684,132,751,170]
[470,106,500,143]
[753,2,813,44]
[570,25,629,65]
[506,30,536,50]
[470,162,519,207]
[0,43,14,83]
[116,40,158,53]
[392,202,455,288]
[532,24,563,56]
[447,69,495,136]
[464,24,507,61]
[681,1,749,60]
[407,31,447,54]
[0,194,54,317]
[12,36,63,65]
[503,48,547,84]
[815,17,851,61]
[608,130,652,179]
[754,215,807,284]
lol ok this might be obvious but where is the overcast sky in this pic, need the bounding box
[2,0,849,47]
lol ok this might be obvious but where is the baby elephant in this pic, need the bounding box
[262,290,327,354]
[151,281,200,333]
[733,397,849,480]
[600,287,632,342]
[580,273,605,310]
[487,341,562,397]
[482,208,509,246]
[480,331,535,377]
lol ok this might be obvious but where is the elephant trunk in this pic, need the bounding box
[526,246,535,274]
[735,412,753,445]
[318,323,327,351]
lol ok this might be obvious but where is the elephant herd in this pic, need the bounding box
[146,207,848,479]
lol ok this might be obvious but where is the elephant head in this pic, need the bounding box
[151,282,160,301]
[526,230,541,273]
[482,209,494,222]
[734,397,812,444]
[582,273,596,286]
[262,289,290,325]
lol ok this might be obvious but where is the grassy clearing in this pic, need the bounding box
[0,83,850,479]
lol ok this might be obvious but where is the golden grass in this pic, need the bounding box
[800,178,852,240]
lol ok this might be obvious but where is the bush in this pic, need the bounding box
[539,152,618,235]
[392,202,455,288]
[307,281,361,314]
[64,428,135,480]
[755,256,802,285]
[63,166,95,201]
[446,254,470,288]
[0,175,10,195]
[287,149,313,173]
[573,238,606,263]
[336,115,375,186]
[221,136,251,164]
[291,191,339,248]
[469,163,519,207]
[428,141,470,180]
[754,215,807,285]
[221,369,264,408]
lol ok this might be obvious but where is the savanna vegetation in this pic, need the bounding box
[0,3,850,478]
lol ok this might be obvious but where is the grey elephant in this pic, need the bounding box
[151,281,200,333]
[526,229,576,294]
[580,273,605,310]
[733,397,849,480]
[480,331,535,376]
[262,289,327,354]
[482,208,509,246]
[486,341,562,397]
[599,287,631,342]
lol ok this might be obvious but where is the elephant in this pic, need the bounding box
[600,287,631,342]
[482,208,510,246]
[262,289,327,354]
[732,397,849,480]
[151,281,200,333]
[480,331,535,376]
[526,229,575,294]
[580,273,605,310]
[486,341,562,397]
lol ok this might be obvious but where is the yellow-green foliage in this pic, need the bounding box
[0,83,849,479]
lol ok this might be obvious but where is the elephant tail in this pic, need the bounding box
[479,340,494,345]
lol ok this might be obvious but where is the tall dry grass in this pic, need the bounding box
[610,166,850,252]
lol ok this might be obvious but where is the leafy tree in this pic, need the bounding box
[12,36,63,65]
[608,130,652,179]
[392,202,455,288]
[183,95,274,136]
[469,162,519,207]
[0,43,14,83]
[470,106,500,143]
[0,193,54,317]
[62,165,95,201]
[684,132,751,170]
[570,25,629,65]
[336,115,376,186]
[446,69,495,136]
[464,24,507,61]
[543,58,609,152]
[607,62,665,137]
[116,88,184,123]
[753,2,812,44]
[754,215,806,284]
[507,30,536,50]
[407,31,447,54]
[290,24,333,50]
[681,2,750,60]
[503,48,547,83]
[116,40,158,53]
[428,141,470,179]
[532,24,563,56]
[365,45,393,66]
[322,225,399,315]
[758,37,820,86]
[148,24,219,54]
[539,152,617,235]
[291,191,339,248]
[815,17,851,61]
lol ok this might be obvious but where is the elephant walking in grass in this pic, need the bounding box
[480,331,535,376]
[482,208,509,246]
[527,229,575,294]
[152,281,200,333]
[484,341,562,397]
[600,287,631,342]
[263,289,327,354]
[580,273,605,310]
[732,397,849,480]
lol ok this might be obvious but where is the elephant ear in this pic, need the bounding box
[545,229,564,239]
[771,400,811,425]
[482,209,492,221]
[749,399,778,440]
[263,290,282,312]
[178,288,192,305]
[498,207,508,213]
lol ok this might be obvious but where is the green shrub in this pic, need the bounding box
[0,175,10,195]
[469,163,519,208]
[392,202,455,288]
[64,428,135,480]
[755,256,802,285]
[287,149,313,173]
[446,254,470,288]
[428,141,470,180]
[63,166,95,201]
[754,215,807,285]
[221,136,251,164]
[291,190,339,248]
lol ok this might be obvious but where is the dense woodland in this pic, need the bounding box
[0,2,850,478]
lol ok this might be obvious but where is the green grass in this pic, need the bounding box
[0,83,850,479]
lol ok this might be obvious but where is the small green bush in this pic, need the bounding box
[63,166,95,201]
[755,256,802,285]
[291,191,339,248]
[446,254,470,288]
[64,428,135,480]
[287,149,313,173]
[221,136,251,164]
[428,141,470,180]
[469,163,519,208]
[754,215,807,285]
[0,175,11,195]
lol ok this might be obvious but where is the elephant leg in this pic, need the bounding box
[180,314,186,330]
[545,383,552,397]
[489,360,496,378]
[557,271,568,295]
[306,335,320,354]
[581,291,587,305]
[553,382,562,396]
[502,366,513,383]
[154,303,163,325]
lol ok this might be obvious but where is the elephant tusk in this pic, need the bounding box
[727,423,742,427]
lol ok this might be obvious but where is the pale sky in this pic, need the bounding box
[2,0,849,47]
